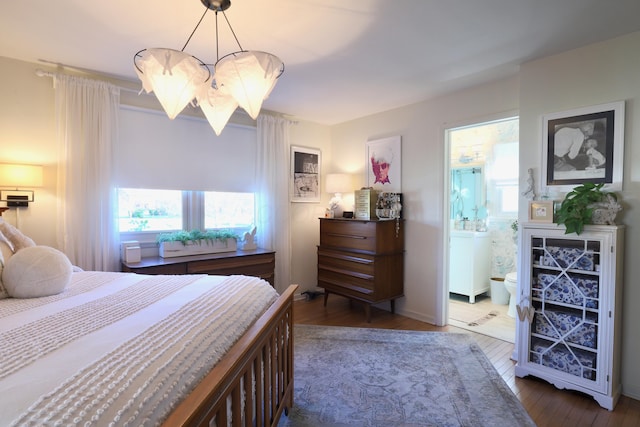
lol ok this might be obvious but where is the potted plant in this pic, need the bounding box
[555,183,621,235]
[157,229,239,258]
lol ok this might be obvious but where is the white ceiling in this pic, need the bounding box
[2,1,640,125]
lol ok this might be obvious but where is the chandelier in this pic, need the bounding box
[134,0,284,135]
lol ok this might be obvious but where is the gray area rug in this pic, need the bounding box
[279,325,535,427]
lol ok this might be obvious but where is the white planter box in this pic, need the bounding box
[159,239,237,258]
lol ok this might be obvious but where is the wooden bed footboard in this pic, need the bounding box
[163,284,298,427]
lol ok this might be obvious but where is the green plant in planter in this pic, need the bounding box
[156,229,239,246]
[555,183,617,235]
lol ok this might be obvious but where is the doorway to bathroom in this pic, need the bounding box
[445,116,519,343]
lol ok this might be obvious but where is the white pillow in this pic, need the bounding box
[2,246,73,298]
[0,245,7,300]
[0,219,36,251]
[0,232,13,262]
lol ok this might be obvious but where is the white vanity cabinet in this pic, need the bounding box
[514,223,624,410]
[449,230,491,303]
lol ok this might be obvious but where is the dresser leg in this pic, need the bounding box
[323,291,329,307]
[390,299,396,314]
[365,304,372,323]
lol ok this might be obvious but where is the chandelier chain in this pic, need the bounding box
[180,7,245,64]
[219,10,244,53]
[182,8,210,52]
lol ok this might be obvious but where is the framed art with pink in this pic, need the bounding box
[366,136,402,192]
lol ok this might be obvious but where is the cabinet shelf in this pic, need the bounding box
[532,264,601,276]
[515,223,624,411]
[530,333,598,354]
[531,297,600,313]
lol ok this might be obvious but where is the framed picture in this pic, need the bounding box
[529,200,555,223]
[366,136,402,192]
[542,101,625,191]
[291,146,321,202]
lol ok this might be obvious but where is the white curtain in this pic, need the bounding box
[53,74,120,271]
[256,115,293,293]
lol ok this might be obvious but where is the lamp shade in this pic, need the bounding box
[215,51,284,120]
[134,48,210,119]
[325,174,353,194]
[0,163,43,188]
[196,83,239,136]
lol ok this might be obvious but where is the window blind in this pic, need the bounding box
[117,107,256,192]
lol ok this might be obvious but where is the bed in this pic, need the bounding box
[0,270,296,426]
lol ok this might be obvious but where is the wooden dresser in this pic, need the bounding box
[317,218,404,321]
[122,248,276,287]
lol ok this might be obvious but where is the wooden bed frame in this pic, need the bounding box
[163,284,298,426]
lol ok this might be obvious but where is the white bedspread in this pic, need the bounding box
[0,271,278,426]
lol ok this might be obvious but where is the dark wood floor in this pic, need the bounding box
[294,295,640,427]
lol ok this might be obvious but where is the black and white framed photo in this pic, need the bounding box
[291,146,321,202]
[542,101,625,191]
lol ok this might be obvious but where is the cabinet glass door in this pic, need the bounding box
[527,235,602,383]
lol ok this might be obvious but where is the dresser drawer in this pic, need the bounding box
[123,250,276,287]
[187,252,274,274]
[318,268,375,298]
[187,252,275,285]
[318,248,375,276]
[320,220,377,252]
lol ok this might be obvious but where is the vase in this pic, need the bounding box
[589,194,622,225]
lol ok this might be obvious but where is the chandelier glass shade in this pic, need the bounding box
[134,48,210,119]
[196,82,238,136]
[133,0,284,134]
[215,51,284,120]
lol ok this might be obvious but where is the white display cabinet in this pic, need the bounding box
[514,223,624,410]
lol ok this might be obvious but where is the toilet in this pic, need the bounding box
[504,272,518,318]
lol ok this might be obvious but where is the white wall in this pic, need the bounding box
[0,57,58,246]
[329,77,520,323]
[519,31,640,399]
[289,121,332,292]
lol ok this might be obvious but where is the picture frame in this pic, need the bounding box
[542,101,625,191]
[528,200,555,223]
[366,136,402,192]
[291,146,321,202]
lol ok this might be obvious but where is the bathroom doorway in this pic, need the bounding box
[445,116,519,342]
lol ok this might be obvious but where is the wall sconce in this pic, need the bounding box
[326,173,353,216]
[0,163,44,207]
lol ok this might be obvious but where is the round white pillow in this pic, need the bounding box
[2,246,73,298]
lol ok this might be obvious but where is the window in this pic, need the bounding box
[118,188,182,232]
[117,107,257,244]
[204,192,255,229]
[495,183,519,213]
[448,117,519,219]
[489,142,519,216]
[117,188,255,241]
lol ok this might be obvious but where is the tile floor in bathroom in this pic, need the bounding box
[449,292,516,343]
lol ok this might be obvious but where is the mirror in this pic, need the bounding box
[450,166,486,221]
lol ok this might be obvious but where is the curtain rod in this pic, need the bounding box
[34,65,294,123]
[35,68,140,94]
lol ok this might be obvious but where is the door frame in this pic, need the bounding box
[436,111,519,327]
